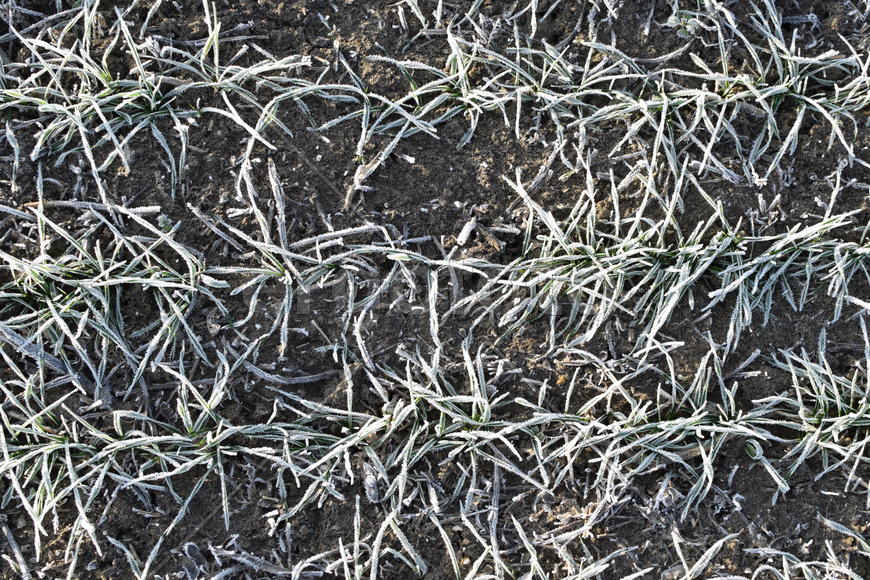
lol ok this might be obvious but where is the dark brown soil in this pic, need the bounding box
[2,0,869,578]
